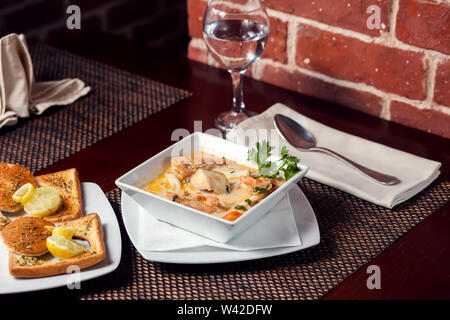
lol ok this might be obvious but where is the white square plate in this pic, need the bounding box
[0,182,122,294]
[121,185,320,264]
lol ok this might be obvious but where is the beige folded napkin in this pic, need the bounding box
[0,33,90,129]
[227,103,441,208]
[138,193,301,251]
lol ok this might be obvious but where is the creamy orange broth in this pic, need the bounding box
[141,152,285,221]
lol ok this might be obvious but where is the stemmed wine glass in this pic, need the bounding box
[203,0,270,132]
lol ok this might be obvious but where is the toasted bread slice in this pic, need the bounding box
[34,168,83,223]
[1,216,54,256]
[0,163,38,212]
[0,211,10,231]
[9,213,106,278]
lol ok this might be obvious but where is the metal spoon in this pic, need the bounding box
[274,114,401,186]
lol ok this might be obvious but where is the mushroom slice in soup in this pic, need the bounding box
[211,164,251,179]
[190,169,230,194]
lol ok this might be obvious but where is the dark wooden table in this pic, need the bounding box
[37,33,450,299]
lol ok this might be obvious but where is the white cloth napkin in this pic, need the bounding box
[138,193,301,251]
[0,33,91,129]
[226,103,441,208]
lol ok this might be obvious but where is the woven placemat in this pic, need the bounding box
[0,44,190,172]
[70,177,448,300]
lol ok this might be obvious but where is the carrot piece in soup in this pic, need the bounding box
[223,211,243,221]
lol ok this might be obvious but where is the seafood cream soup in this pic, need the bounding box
[141,153,286,221]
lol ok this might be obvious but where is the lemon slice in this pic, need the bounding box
[46,234,85,259]
[45,226,76,239]
[24,187,61,217]
[12,183,36,204]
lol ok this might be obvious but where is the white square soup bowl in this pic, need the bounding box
[115,132,308,243]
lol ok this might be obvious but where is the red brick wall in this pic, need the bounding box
[187,0,450,139]
[0,0,188,55]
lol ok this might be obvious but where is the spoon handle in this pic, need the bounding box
[311,147,401,185]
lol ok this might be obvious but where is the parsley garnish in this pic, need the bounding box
[245,199,252,206]
[234,205,248,211]
[253,187,269,194]
[247,141,301,180]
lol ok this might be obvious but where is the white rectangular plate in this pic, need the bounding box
[0,182,121,295]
